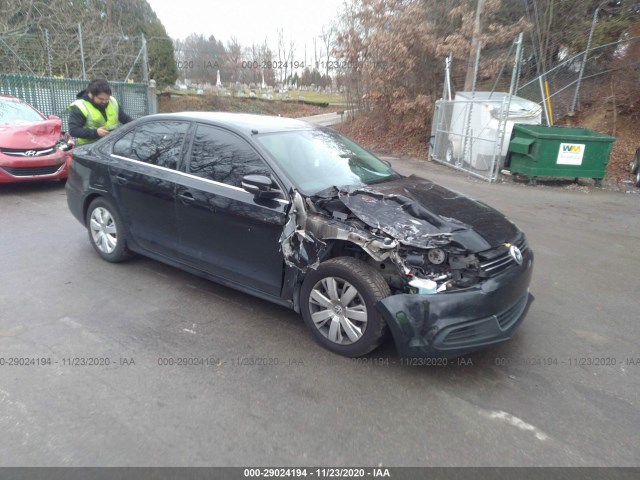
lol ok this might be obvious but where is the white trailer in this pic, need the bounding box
[446,92,542,171]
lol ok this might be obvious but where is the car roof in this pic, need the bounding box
[0,95,25,103]
[151,112,315,135]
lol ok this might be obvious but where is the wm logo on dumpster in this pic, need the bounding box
[557,143,586,165]
[562,144,583,153]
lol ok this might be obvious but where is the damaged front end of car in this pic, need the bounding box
[280,176,534,359]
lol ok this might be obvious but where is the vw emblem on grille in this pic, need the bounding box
[25,150,37,156]
[509,245,523,265]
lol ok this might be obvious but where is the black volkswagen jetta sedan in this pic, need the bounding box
[66,112,534,359]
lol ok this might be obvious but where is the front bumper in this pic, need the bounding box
[0,151,71,183]
[377,249,534,359]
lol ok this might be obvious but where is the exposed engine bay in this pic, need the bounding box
[279,178,495,296]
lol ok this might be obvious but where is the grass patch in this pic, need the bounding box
[282,90,346,104]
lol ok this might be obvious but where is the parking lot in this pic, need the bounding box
[1,157,639,467]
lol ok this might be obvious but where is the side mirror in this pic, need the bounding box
[241,174,281,200]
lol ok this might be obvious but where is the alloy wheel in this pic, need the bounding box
[89,207,118,254]
[308,276,368,345]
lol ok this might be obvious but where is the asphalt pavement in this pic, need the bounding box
[298,111,347,126]
[0,158,639,467]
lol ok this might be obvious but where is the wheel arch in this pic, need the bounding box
[293,237,396,312]
[323,238,371,262]
[83,193,103,225]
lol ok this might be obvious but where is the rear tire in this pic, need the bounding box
[300,257,391,357]
[86,198,132,263]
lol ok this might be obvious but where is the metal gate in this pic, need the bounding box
[430,92,543,182]
[430,96,510,182]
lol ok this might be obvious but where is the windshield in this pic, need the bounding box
[256,129,399,195]
[0,99,45,125]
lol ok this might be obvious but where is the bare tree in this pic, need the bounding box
[226,36,243,85]
[320,23,336,81]
[286,38,296,85]
[260,38,276,86]
[335,0,527,137]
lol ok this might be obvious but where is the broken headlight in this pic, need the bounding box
[397,247,480,293]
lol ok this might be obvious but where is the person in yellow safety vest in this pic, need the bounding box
[68,79,133,145]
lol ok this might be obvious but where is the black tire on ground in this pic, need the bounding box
[635,168,640,188]
[85,197,133,263]
[631,149,640,174]
[300,257,391,357]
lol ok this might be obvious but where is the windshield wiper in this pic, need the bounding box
[367,174,400,186]
[312,185,341,198]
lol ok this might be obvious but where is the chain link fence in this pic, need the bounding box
[0,74,153,131]
[0,28,155,131]
[517,35,640,124]
[0,30,148,82]
[430,27,638,182]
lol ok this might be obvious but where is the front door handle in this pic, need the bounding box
[178,192,195,204]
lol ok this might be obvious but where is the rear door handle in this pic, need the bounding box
[115,174,129,185]
[178,192,195,203]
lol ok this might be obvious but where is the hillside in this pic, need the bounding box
[568,109,638,185]
[158,94,333,118]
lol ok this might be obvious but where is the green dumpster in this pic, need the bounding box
[507,124,616,186]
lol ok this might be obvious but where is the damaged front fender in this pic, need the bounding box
[280,189,400,273]
[279,191,327,273]
[281,227,327,272]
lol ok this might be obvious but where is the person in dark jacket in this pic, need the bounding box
[68,79,132,145]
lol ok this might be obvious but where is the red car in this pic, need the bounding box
[0,95,73,184]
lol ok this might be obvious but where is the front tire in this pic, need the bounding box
[300,257,391,357]
[86,198,132,263]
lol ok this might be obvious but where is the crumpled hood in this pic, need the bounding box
[0,118,62,149]
[337,175,519,252]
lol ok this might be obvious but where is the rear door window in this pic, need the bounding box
[113,121,190,170]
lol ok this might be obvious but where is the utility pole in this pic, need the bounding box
[107,0,117,79]
[464,0,485,91]
[571,3,602,115]
[78,23,86,80]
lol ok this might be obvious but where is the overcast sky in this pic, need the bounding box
[146,0,345,56]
